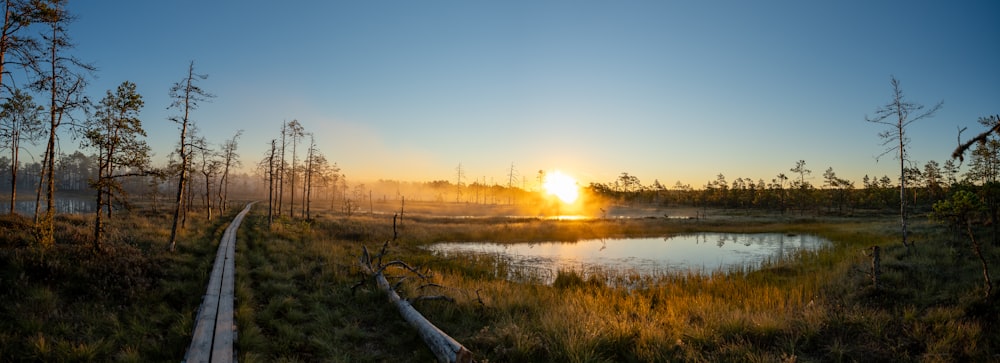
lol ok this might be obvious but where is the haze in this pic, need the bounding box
[49,1,1000,187]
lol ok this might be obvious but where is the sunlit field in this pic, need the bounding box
[5,198,994,361]
[0,1,997,362]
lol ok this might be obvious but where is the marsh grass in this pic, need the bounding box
[233,214,433,362]
[2,206,997,361]
[0,209,238,362]
[335,212,998,361]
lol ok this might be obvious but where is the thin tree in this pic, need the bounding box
[0,88,42,214]
[866,76,942,254]
[217,129,242,214]
[167,61,213,252]
[506,162,518,205]
[0,0,38,98]
[790,160,810,186]
[276,120,286,217]
[32,0,92,246]
[286,119,303,218]
[267,139,276,226]
[455,163,464,202]
[303,133,316,219]
[192,135,219,220]
[82,80,149,249]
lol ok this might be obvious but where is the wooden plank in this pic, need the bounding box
[187,261,224,362]
[211,266,235,362]
[184,202,256,363]
[212,223,238,362]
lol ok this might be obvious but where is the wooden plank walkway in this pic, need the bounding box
[184,202,256,363]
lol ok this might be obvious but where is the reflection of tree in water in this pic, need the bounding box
[678,233,824,256]
[429,233,832,284]
[13,198,95,214]
[716,234,728,248]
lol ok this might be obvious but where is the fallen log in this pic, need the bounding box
[360,244,474,363]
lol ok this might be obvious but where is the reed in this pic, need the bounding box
[1,206,995,361]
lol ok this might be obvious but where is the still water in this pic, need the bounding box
[11,198,96,214]
[427,233,832,284]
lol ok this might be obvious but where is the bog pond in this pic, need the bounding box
[426,233,832,285]
[11,198,95,214]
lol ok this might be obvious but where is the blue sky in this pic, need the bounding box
[50,1,1000,187]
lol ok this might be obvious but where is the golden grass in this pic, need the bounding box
[339,211,998,361]
[1,204,996,361]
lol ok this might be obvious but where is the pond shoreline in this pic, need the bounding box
[426,232,832,285]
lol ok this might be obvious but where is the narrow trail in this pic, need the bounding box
[184,202,256,363]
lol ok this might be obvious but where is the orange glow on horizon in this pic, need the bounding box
[543,170,579,204]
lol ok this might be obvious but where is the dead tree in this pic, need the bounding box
[218,129,242,214]
[865,76,942,255]
[952,115,1000,162]
[287,119,303,218]
[357,241,474,363]
[277,120,286,217]
[167,61,213,252]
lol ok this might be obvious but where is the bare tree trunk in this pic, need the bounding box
[277,121,286,217]
[899,131,910,254]
[169,161,187,251]
[267,139,275,228]
[9,128,17,214]
[204,170,212,220]
[33,148,46,223]
[372,271,473,363]
[867,77,941,256]
[305,140,312,220]
[359,249,474,363]
[290,138,296,219]
[184,175,192,227]
[2,0,15,215]
[39,24,58,247]
[168,62,199,252]
[93,179,104,250]
[967,221,992,298]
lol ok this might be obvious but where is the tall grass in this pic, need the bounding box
[365,214,997,361]
[2,207,996,361]
[233,213,435,362]
[0,208,238,361]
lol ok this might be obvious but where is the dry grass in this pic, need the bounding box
[0,208,237,362]
[1,204,996,361]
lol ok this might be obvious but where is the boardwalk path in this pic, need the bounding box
[184,202,256,363]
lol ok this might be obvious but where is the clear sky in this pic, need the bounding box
[52,1,1000,188]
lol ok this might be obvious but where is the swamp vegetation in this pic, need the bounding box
[0,203,997,362]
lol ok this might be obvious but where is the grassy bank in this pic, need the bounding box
[1,206,997,361]
[232,208,998,361]
[0,210,237,362]
[393,215,997,361]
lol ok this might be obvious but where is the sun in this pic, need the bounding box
[543,170,579,204]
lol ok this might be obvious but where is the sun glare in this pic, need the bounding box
[543,170,579,204]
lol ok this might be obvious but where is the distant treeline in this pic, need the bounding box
[588,154,998,215]
[0,151,262,201]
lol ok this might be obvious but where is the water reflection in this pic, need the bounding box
[10,198,96,214]
[426,233,831,285]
